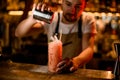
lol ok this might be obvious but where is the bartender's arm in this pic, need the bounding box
[15,15,43,37]
[15,3,44,38]
[56,22,96,73]
[71,23,96,71]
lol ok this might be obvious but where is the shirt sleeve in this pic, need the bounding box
[82,12,97,34]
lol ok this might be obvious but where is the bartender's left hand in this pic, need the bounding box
[56,57,79,74]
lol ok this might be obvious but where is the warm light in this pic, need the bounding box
[116,13,120,16]
[87,12,92,15]
[8,11,23,15]
[94,12,100,16]
[101,12,106,16]
[8,11,32,16]
[106,71,114,79]
[107,13,113,16]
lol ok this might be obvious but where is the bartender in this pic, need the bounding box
[15,0,97,73]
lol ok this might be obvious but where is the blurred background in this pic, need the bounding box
[0,0,120,71]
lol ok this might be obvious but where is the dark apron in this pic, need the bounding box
[54,13,82,59]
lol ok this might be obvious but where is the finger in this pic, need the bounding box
[70,66,77,72]
[56,68,62,73]
[41,3,46,12]
[36,3,42,10]
[57,61,66,68]
[56,64,67,72]
[32,3,36,12]
[48,7,51,12]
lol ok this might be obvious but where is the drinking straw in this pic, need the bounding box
[59,29,62,41]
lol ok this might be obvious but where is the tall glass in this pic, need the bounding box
[48,40,62,73]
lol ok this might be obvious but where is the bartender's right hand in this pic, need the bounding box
[31,2,52,23]
[34,2,51,12]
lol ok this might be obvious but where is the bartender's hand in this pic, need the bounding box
[29,3,50,25]
[56,58,78,74]
[32,2,52,24]
[33,2,51,14]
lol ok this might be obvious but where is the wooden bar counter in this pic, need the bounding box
[0,61,115,80]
